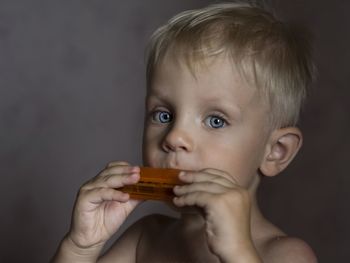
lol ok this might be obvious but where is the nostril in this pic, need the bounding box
[163,143,172,153]
[179,145,187,151]
[161,126,194,153]
[162,136,192,153]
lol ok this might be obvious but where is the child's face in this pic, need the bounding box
[143,53,271,190]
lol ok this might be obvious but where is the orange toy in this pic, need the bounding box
[120,167,183,201]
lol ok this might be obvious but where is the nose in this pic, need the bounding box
[161,125,194,153]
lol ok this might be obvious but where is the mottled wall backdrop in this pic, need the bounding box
[0,1,348,262]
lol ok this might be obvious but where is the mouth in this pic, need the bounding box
[149,154,198,171]
[160,164,197,172]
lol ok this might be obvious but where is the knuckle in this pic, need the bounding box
[79,181,92,192]
[76,187,90,201]
[102,174,111,183]
[106,161,118,168]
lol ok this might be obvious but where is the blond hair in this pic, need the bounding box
[146,2,316,128]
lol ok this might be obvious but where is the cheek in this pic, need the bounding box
[142,147,158,167]
[199,137,236,167]
[142,128,161,166]
[201,135,262,178]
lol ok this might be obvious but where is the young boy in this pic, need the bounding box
[52,2,317,262]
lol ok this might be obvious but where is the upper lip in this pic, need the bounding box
[162,163,196,171]
[160,154,196,171]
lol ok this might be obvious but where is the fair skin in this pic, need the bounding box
[52,53,317,263]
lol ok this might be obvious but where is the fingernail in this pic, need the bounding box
[130,172,140,179]
[131,166,140,172]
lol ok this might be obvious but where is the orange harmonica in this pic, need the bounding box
[120,167,183,201]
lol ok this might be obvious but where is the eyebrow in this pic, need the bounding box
[146,86,171,96]
[146,90,173,104]
[202,97,242,117]
[147,92,242,119]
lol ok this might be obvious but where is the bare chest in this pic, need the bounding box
[136,225,220,263]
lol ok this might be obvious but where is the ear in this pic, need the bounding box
[259,127,303,177]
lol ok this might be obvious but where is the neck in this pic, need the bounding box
[248,175,281,242]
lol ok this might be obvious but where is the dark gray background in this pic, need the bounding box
[0,1,348,262]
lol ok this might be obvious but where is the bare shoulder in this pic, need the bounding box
[98,214,176,263]
[98,216,144,263]
[262,235,318,263]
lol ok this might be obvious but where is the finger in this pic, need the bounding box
[93,161,131,177]
[173,191,215,208]
[179,169,234,188]
[200,168,240,185]
[100,165,139,177]
[83,167,140,190]
[202,168,240,185]
[80,188,130,208]
[106,161,130,168]
[128,199,143,207]
[105,172,140,189]
[173,182,229,196]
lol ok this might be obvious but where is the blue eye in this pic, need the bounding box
[206,115,226,129]
[152,111,173,124]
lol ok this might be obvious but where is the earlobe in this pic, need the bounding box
[259,127,303,177]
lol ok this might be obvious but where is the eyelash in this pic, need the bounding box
[150,110,173,124]
[204,114,229,129]
[149,109,229,129]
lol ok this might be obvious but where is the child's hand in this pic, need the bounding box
[68,161,141,250]
[173,168,261,262]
